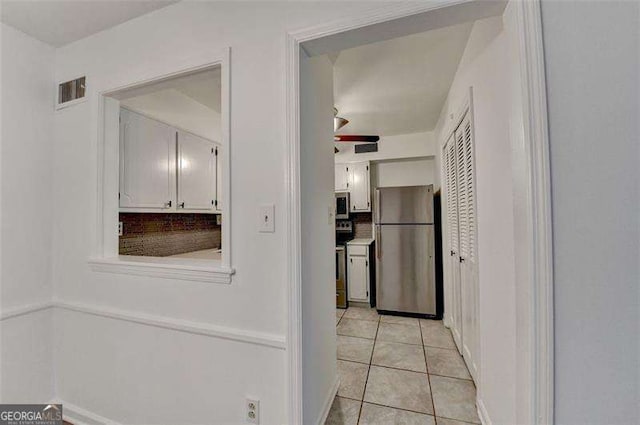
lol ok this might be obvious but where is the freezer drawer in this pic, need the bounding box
[375,224,435,315]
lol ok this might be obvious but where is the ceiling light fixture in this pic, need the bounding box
[333,107,349,132]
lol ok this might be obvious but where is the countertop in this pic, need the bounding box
[169,248,222,260]
[347,238,375,246]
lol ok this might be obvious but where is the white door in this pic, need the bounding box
[335,164,349,191]
[350,162,370,212]
[443,133,463,353]
[348,255,369,301]
[215,144,222,213]
[455,110,479,382]
[119,109,175,210]
[177,131,216,211]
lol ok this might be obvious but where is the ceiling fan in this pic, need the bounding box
[334,108,379,153]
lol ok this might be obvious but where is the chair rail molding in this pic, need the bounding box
[285,1,553,424]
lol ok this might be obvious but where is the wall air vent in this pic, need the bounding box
[355,143,378,154]
[57,76,86,109]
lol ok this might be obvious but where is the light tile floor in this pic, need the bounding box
[327,307,479,425]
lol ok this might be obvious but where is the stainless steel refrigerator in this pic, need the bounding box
[374,185,436,316]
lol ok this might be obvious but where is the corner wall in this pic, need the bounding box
[434,14,517,424]
[0,23,55,402]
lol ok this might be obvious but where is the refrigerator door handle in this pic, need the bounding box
[375,190,381,223]
[376,225,381,259]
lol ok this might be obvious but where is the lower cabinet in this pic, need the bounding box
[347,241,375,305]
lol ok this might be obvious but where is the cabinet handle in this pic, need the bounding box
[179,202,185,208]
[165,201,172,208]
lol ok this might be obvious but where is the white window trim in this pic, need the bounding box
[89,47,234,283]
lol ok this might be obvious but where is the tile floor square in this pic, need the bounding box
[377,322,422,345]
[343,307,380,322]
[359,403,435,425]
[325,396,361,425]
[420,320,457,349]
[337,360,369,400]
[430,375,480,424]
[425,347,471,380]
[371,340,426,373]
[338,335,375,364]
[337,318,379,339]
[363,366,433,414]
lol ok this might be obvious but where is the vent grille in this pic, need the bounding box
[354,143,378,154]
[57,76,86,107]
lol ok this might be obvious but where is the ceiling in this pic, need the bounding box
[0,0,177,47]
[333,21,473,137]
[115,67,222,113]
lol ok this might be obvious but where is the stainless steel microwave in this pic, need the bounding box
[335,192,350,219]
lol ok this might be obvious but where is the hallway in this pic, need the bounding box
[326,307,479,425]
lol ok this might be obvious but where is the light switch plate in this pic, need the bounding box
[259,204,275,233]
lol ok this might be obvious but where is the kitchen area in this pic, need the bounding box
[115,68,224,261]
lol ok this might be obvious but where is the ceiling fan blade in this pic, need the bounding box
[334,135,380,143]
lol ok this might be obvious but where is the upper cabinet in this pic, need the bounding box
[177,131,216,211]
[119,108,221,213]
[349,162,371,212]
[119,109,175,210]
[335,161,371,212]
[335,163,349,192]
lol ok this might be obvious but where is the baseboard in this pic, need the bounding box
[476,396,492,425]
[316,376,339,425]
[51,399,121,425]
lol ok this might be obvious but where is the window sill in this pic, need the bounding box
[88,256,234,284]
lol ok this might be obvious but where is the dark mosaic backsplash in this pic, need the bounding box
[119,213,221,257]
[352,212,373,239]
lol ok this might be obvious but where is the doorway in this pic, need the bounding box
[288,1,553,425]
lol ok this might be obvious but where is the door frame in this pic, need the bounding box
[285,1,554,424]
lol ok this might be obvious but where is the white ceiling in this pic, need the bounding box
[0,0,177,47]
[333,21,473,136]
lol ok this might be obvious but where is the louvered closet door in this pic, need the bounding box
[456,110,479,383]
[443,134,463,353]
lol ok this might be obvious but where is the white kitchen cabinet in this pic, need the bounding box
[335,163,349,192]
[177,131,217,211]
[119,108,175,210]
[119,108,220,213]
[349,161,371,212]
[347,240,374,303]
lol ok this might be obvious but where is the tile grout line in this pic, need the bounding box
[420,320,439,423]
[355,313,380,425]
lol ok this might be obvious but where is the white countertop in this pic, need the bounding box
[347,238,374,246]
[169,248,222,260]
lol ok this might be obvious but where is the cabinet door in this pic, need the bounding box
[177,131,216,211]
[215,144,222,213]
[119,109,175,209]
[350,162,371,212]
[335,163,349,192]
[348,255,369,302]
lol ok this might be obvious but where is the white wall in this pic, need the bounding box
[120,89,222,142]
[373,157,435,188]
[300,52,337,425]
[541,1,640,424]
[0,23,55,402]
[334,131,435,163]
[435,15,517,425]
[49,2,387,423]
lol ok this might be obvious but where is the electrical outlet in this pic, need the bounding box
[258,204,275,233]
[118,221,123,236]
[246,398,260,424]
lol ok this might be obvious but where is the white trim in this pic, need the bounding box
[52,399,121,425]
[477,397,493,425]
[54,300,286,350]
[512,1,554,423]
[285,1,554,424]
[88,257,235,284]
[2,300,285,350]
[0,301,54,321]
[316,377,339,425]
[92,46,233,277]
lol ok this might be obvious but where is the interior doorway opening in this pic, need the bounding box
[291,1,553,424]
